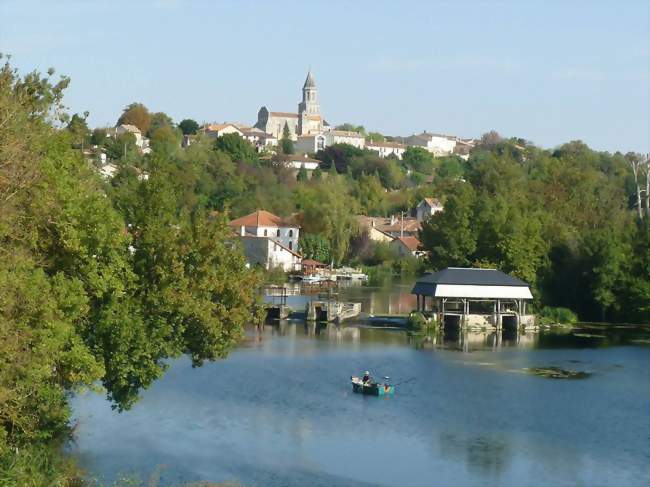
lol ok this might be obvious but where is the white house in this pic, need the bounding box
[239,236,302,272]
[404,132,457,156]
[416,198,444,222]
[240,128,277,151]
[200,123,243,138]
[229,210,302,271]
[295,133,327,153]
[328,130,365,149]
[295,130,365,154]
[365,140,407,159]
[229,210,300,252]
[390,236,426,259]
[271,154,321,171]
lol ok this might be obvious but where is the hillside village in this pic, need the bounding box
[80,71,480,272]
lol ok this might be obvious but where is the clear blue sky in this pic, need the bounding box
[2,0,649,153]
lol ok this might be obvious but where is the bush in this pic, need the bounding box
[538,306,578,325]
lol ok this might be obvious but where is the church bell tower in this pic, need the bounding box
[298,70,320,135]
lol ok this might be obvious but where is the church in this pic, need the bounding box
[254,71,328,140]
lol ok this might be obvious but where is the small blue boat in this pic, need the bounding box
[351,376,395,396]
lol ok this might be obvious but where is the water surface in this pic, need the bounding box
[70,318,650,487]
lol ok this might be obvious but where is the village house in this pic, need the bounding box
[269,154,321,172]
[404,132,457,156]
[416,198,444,222]
[112,124,151,153]
[228,210,302,272]
[294,130,366,154]
[365,140,407,159]
[200,123,243,138]
[356,215,421,241]
[390,236,426,259]
[239,127,278,151]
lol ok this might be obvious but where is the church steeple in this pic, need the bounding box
[299,69,319,116]
[303,70,316,89]
[298,69,321,135]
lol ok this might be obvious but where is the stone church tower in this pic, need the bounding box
[298,70,323,135]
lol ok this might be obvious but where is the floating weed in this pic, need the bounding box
[523,366,591,379]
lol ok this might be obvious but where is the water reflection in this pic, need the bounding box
[253,320,544,353]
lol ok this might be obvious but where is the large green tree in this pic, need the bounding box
[0,58,262,483]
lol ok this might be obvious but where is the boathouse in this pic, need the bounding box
[411,267,535,329]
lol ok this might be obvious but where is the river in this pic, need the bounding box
[69,281,650,487]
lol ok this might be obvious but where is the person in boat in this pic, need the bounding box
[362,371,372,385]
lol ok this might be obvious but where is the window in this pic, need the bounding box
[289,241,293,250]
[277,229,280,237]
[264,229,267,236]
[289,229,293,237]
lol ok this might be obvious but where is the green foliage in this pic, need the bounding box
[215,133,257,164]
[436,155,466,179]
[281,122,294,154]
[91,127,107,145]
[419,138,643,322]
[297,166,308,182]
[178,118,199,135]
[420,182,477,268]
[66,112,90,148]
[538,306,578,325]
[403,146,434,173]
[295,176,359,265]
[105,131,137,160]
[0,58,263,482]
[300,234,331,263]
[149,124,181,155]
[147,111,174,137]
[367,131,385,143]
[335,123,366,135]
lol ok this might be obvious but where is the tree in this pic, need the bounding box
[66,111,90,147]
[335,123,366,135]
[0,57,263,482]
[104,132,136,160]
[436,156,466,180]
[147,111,173,136]
[478,130,503,149]
[179,118,199,135]
[367,131,385,143]
[626,152,650,219]
[300,234,331,263]
[149,124,181,155]
[215,133,257,163]
[403,146,434,173]
[91,127,107,145]
[420,182,477,268]
[297,166,308,182]
[280,122,294,154]
[117,102,151,133]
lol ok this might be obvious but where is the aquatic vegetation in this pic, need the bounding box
[523,366,591,379]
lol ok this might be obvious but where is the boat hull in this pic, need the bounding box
[351,381,395,396]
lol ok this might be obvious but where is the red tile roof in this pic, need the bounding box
[395,236,422,251]
[229,210,299,228]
